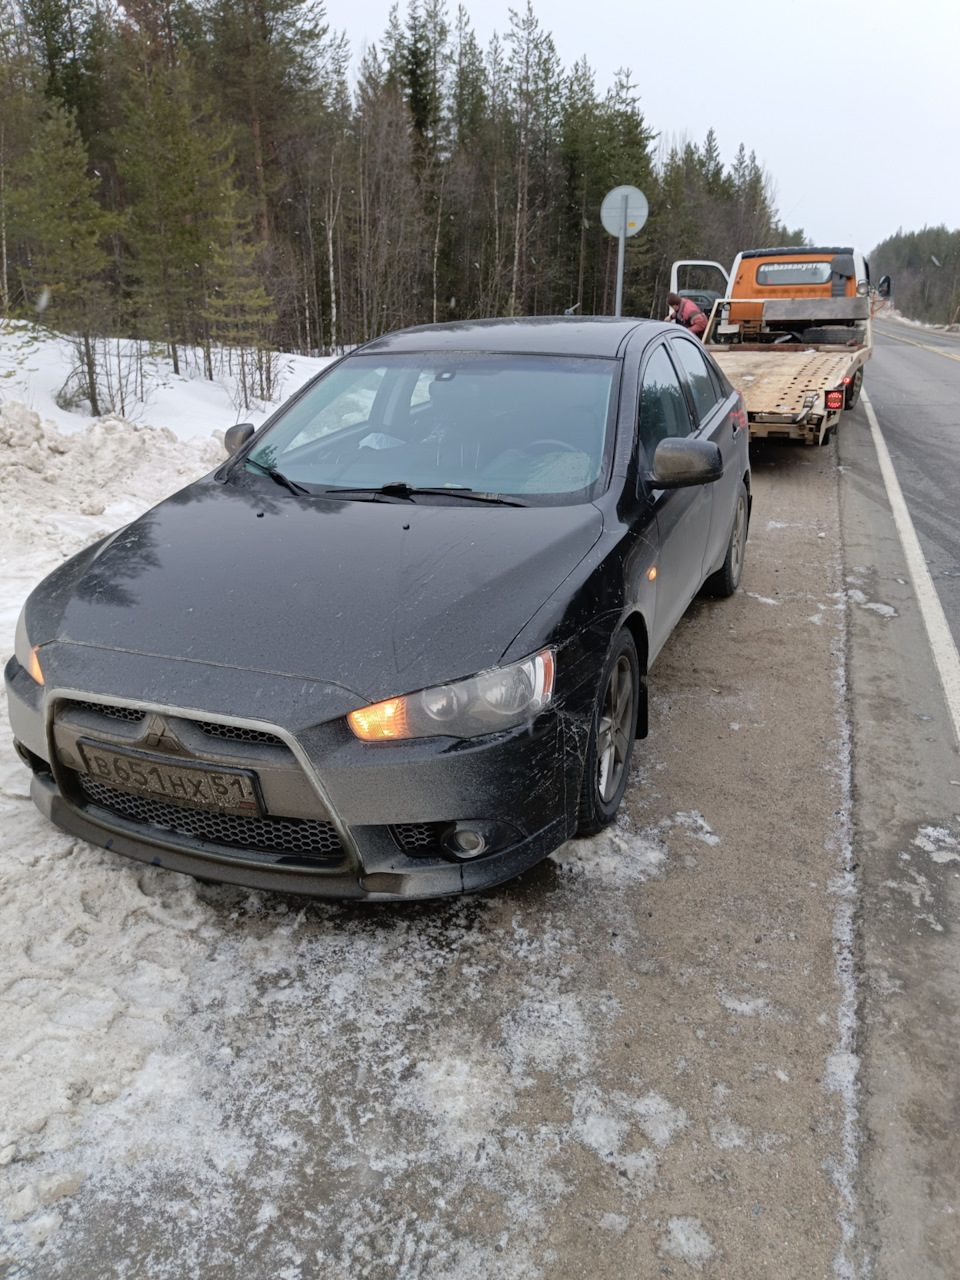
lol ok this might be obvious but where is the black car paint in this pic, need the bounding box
[7,317,750,899]
[31,480,605,702]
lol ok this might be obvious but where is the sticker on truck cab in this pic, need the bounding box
[755,262,832,286]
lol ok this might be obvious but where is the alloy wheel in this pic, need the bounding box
[597,655,635,803]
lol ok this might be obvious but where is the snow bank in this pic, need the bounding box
[0,401,225,656]
[0,320,333,439]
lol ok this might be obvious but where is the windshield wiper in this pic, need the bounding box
[321,482,528,507]
[244,457,310,496]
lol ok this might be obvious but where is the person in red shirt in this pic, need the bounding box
[666,292,707,339]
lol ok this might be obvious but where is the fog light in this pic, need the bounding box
[452,829,487,857]
[440,819,522,861]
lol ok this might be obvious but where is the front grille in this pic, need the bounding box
[193,721,285,747]
[65,702,285,748]
[72,701,146,723]
[76,774,344,864]
[391,822,447,855]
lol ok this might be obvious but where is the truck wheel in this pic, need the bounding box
[703,482,749,598]
[844,366,863,409]
[577,630,640,837]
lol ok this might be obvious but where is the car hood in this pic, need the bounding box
[46,479,604,705]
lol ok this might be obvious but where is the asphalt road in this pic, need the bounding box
[867,319,960,647]
[3,323,960,1280]
[837,319,960,1280]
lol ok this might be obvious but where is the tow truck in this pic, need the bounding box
[671,248,873,445]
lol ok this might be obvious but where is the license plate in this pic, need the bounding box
[77,739,262,817]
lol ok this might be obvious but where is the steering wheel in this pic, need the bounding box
[519,438,579,455]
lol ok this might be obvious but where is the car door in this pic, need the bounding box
[669,334,743,575]
[636,341,712,659]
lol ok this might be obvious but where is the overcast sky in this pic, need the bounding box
[323,0,958,258]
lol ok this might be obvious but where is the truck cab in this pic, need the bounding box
[716,247,871,346]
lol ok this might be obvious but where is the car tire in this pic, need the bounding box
[703,481,749,598]
[844,366,863,409]
[577,629,640,837]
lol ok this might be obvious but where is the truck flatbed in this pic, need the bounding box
[710,342,869,443]
[713,347,860,416]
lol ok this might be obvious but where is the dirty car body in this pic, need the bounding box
[7,318,750,899]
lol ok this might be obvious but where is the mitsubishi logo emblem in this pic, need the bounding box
[141,715,183,755]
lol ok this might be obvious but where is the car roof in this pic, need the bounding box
[357,316,662,358]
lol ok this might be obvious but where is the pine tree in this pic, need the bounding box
[201,0,330,245]
[115,33,236,373]
[8,102,120,411]
[205,209,278,408]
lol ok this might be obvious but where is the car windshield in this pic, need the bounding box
[244,352,619,504]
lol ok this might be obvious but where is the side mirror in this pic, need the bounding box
[878,275,892,299]
[224,422,255,455]
[650,438,723,489]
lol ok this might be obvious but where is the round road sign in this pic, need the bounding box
[600,185,648,238]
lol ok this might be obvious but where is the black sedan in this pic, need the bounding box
[7,318,750,899]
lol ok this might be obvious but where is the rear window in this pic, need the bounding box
[756,261,832,286]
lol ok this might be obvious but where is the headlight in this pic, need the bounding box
[14,605,45,685]
[348,649,555,741]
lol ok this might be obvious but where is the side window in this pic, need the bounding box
[639,345,694,460]
[670,338,723,424]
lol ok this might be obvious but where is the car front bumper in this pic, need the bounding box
[6,650,579,900]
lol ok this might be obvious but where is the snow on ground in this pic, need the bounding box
[873,304,960,333]
[0,397,689,1277]
[0,320,333,440]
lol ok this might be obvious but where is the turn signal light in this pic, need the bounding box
[28,646,44,685]
[825,390,844,411]
[348,697,410,741]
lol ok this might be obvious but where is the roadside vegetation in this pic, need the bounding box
[870,226,960,326]
[0,0,804,415]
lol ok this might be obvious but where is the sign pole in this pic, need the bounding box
[600,185,648,317]
[615,192,627,317]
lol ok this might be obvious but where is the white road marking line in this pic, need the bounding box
[873,327,960,363]
[862,389,960,751]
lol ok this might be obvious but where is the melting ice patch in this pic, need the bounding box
[627,1091,688,1148]
[913,825,960,865]
[657,1217,717,1270]
[746,592,780,606]
[599,1212,628,1234]
[716,984,794,1023]
[570,1088,668,1194]
[554,810,721,885]
[408,1050,517,1157]
[847,587,897,618]
[671,812,721,847]
[551,825,668,884]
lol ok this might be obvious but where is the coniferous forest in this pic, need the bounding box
[0,0,810,410]
[871,227,960,327]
